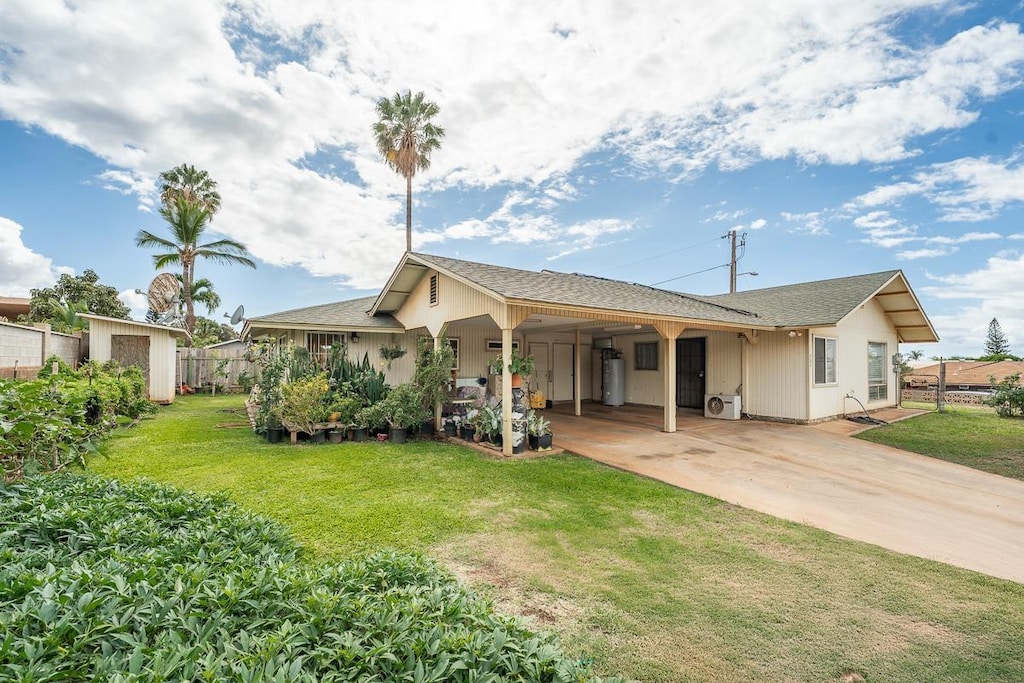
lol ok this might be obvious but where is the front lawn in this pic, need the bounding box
[858,406,1024,480]
[92,396,1024,683]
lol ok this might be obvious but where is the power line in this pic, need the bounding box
[602,235,724,274]
[649,262,730,286]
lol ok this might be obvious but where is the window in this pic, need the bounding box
[635,341,658,370]
[429,274,438,306]
[814,336,837,385]
[868,341,887,401]
[307,332,344,365]
[448,338,459,370]
[485,339,520,352]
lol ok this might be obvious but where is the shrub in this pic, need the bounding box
[0,475,616,682]
[35,354,78,379]
[279,373,330,435]
[986,372,1024,418]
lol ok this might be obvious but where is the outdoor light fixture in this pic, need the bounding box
[788,330,803,338]
[350,332,360,343]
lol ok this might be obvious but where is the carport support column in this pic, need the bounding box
[574,327,582,416]
[654,322,686,433]
[501,326,513,456]
[430,323,449,431]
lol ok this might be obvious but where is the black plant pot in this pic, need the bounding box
[309,430,327,444]
[529,433,553,450]
[328,429,344,443]
[460,426,475,441]
[443,423,458,437]
[266,428,283,444]
[420,420,435,437]
[389,427,408,444]
[350,427,368,442]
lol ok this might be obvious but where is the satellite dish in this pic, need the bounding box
[227,305,245,326]
[147,273,180,314]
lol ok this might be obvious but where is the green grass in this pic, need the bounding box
[92,395,1024,683]
[859,406,1024,480]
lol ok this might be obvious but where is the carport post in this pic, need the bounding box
[574,327,582,416]
[653,321,686,433]
[501,327,513,455]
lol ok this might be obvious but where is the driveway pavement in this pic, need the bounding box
[547,406,1024,583]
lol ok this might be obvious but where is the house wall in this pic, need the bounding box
[517,331,594,401]
[808,299,898,421]
[743,330,808,421]
[88,319,178,403]
[395,270,506,333]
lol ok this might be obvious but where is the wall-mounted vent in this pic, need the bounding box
[485,339,520,352]
[429,274,438,306]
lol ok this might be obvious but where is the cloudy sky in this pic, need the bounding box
[2,0,1023,357]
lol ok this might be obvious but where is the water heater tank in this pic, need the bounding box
[603,358,625,406]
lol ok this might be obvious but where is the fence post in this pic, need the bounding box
[937,359,946,413]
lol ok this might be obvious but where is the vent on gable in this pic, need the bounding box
[429,274,438,306]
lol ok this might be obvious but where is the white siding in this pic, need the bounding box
[743,330,808,421]
[88,319,179,403]
[809,299,899,420]
[395,271,505,334]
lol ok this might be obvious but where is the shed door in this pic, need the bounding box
[676,338,705,409]
[112,334,150,392]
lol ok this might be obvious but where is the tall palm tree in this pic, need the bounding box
[372,91,445,251]
[174,275,221,314]
[135,198,255,344]
[159,164,222,214]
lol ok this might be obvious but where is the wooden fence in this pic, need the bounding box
[175,347,255,393]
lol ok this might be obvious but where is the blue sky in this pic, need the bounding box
[2,1,1024,357]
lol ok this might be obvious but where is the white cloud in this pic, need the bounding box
[748,218,767,230]
[118,288,149,321]
[897,246,955,260]
[781,210,829,235]
[924,254,1024,355]
[925,231,1002,245]
[851,154,1024,222]
[0,216,71,297]
[1,2,1022,287]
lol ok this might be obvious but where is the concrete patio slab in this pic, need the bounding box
[546,404,1024,583]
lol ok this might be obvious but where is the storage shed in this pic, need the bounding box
[80,314,187,403]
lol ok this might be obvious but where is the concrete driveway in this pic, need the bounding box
[547,405,1024,583]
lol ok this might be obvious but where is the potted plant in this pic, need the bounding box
[280,373,330,441]
[527,409,553,450]
[477,404,501,446]
[353,402,385,442]
[443,414,459,437]
[413,336,455,429]
[461,408,478,441]
[487,348,535,388]
[378,383,426,444]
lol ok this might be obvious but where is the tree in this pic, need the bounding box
[372,91,445,252]
[136,197,255,344]
[21,269,130,329]
[190,316,239,348]
[984,318,1010,356]
[175,275,221,314]
[159,164,222,214]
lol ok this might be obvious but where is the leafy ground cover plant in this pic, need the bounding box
[0,362,151,481]
[0,474,617,682]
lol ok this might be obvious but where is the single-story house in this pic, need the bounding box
[81,314,188,403]
[243,252,938,454]
[907,360,1024,391]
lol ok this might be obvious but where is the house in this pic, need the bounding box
[0,296,31,322]
[81,314,188,403]
[243,252,938,454]
[907,360,1024,392]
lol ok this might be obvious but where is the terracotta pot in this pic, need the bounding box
[511,373,523,388]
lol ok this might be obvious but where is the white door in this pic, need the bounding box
[553,343,574,401]
[528,342,550,399]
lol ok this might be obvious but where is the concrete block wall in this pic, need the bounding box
[0,322,82,379]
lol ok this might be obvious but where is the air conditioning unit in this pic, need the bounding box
[704,394,741,420]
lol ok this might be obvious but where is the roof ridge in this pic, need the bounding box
[708,269,901,298]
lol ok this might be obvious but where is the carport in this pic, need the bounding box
[546,404,1024,583]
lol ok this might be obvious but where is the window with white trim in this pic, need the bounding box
[635,341,658,370]
[868,341,887,401]
[813,336,837,385]
[307,332,345,366]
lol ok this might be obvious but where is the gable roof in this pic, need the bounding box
[243,296,403,337]
[372,252,769,327]
[80,314,188,337]
[701,270,938,342]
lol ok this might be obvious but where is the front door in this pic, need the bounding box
[528,342,550,398]
[676,338,706,408]
[552,343,574,401]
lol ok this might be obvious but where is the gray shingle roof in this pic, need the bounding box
[409,253,766,326]
[698,270,900,326]
[247,296,403,329]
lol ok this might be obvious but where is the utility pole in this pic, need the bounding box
[728,231,747,294]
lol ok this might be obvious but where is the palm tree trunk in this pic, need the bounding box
[183,261,196,347]
[405,174,413,252]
